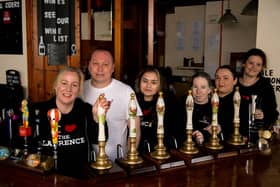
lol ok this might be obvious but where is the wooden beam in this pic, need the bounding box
[114,0,123,80]
[87,0,91,40]
[147,0,154,65]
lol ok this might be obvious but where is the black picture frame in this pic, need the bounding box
[0,0,23,54]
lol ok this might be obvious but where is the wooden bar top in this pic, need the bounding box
[1,136,280,187]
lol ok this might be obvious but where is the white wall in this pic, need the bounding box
[204,1,221,78]
[256,0,280,113]
[165,5,205,76]
[165,0,257,78]
[221,0,257,67]
[0,0,28,96]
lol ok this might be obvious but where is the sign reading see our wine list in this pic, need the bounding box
[37,0,75,65]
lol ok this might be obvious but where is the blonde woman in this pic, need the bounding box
[30,66,110,178]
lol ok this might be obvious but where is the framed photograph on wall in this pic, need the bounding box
[93,11,112,41]
[91,0,112,41]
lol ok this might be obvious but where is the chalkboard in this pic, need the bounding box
[0,0,22,54]
[37,0,75,56]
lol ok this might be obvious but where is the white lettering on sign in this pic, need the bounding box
[44,0,56,4]
[57,17,69,24]
[5,1,20,8]
[44,11,56,19]
[44,0,66,5]
[57,28,62,34]
[44,28,57,34]
[53,35,68,42]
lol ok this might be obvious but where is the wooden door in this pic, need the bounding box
[26,0,80,102]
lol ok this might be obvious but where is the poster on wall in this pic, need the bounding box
[37,0,75,63]
[0,0,22,54]
[94,11,112,41]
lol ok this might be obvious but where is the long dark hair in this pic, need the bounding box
[242,48,267,68]
[241,48,267,77]
[135,65,162,93]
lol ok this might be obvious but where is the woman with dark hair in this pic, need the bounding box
[214,65,238,141]
[237,48,279,139]
[135,66,181,154]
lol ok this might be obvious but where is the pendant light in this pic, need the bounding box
[241,0,258,16]
[218,0,238,24]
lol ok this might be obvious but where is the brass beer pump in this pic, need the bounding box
[119,93,143,165]
[91,95,112,170]
[228,87,245,145]
[150,92,170,160]
[180,90,199,154]
[205,88,224,150]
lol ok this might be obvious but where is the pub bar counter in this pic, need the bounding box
[1,135,280,187]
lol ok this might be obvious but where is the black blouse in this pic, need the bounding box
[238,76,279,136]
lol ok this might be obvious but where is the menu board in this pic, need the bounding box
[37,0,75,58]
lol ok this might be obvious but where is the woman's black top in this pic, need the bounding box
[137,93,182,154]
[238,76,279,137]
[192,101,212,143]
[218,91,235,141]
[30,97,107,178]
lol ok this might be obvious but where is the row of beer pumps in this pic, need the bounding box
[0,87,272,171]
[93,86,258,170]
[110,86,273,169]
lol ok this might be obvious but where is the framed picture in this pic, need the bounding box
[0,0,22,54]
[91,0,112,41]
[230,52,245,76]
[93,11,112,41]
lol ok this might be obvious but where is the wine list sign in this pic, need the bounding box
[37,0,75,65]
[0,0,22,54]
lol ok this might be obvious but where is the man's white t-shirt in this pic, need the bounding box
[83,78,142,161]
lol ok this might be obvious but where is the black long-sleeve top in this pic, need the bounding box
[218,92,235,141]
[181,92,237,143]
[180,95,212,144]
[238,76,279,136]
[137,93,181,154]
[192,102,212,143]
[29,97,108,178]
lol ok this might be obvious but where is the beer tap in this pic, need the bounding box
[47,108,61,170]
